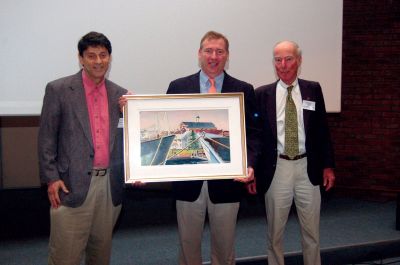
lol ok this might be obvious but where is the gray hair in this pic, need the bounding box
[273,40,302,57]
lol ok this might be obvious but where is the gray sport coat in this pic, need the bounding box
[38,70,127,207]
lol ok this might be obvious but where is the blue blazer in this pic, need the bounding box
[166,71,261,203]
[38,71,127,207]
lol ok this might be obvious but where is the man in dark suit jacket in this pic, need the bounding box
[254,41,335,265]
[166,31,260,265]
[38,32,127,265]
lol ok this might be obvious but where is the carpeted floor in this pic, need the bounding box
[0,188,399,265]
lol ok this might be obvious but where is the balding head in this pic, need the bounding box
[273,40,302,85]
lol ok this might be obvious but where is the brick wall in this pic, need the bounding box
[328,0,400,200]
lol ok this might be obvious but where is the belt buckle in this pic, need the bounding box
[93,168,107,176]
[279,153,306,161]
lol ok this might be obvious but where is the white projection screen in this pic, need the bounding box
[0,0,342,115]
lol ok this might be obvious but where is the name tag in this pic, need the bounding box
[302,100,315,111]
[118,118,124,128]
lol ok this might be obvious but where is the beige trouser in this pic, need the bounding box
[176,181,240,265]
[48,171,121,265]
[265,157,321,265]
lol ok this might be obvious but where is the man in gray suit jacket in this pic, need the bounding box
[254,41,336,265]
[38,32,127,265]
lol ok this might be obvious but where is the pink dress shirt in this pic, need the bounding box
[82,71,110,168]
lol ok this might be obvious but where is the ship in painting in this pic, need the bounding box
[140,112,176,166]
[141,134,176,166]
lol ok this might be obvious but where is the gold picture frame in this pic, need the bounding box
[123,93,247,183]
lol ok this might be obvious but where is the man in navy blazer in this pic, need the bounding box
[254,41,335,265]
[38,32,127,265]
[167,31,260,265]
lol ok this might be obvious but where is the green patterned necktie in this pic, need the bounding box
[284,85,299,158]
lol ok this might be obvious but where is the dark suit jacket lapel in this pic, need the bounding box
[269,81,278,139]
[298,79,311,133]
[184,72,201,93]
[70,72,93,148]
[221,72,241,93]
[221,72,232,92]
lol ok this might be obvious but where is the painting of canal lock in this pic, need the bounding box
[140,109,230,166]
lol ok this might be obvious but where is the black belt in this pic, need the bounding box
[91,168,108,176]
[279,153,307,161]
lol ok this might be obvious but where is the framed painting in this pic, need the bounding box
[123,93,247,183]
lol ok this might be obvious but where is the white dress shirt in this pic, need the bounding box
[276,79,306,155]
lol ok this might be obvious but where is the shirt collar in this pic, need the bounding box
[278,78,298,89]
[200,70,225,86]
[82,70,106,94]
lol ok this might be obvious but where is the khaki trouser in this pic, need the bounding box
[265,157,321,265]
[176,181,240,265]
[48,171,121,265]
